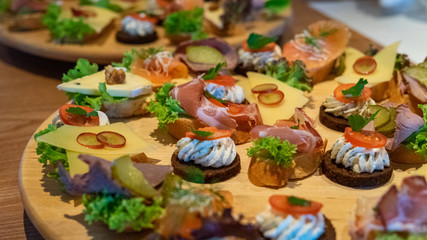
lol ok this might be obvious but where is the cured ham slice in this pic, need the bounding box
[196,97,237,130]
[390,104,424,151]
[170,78,205,116]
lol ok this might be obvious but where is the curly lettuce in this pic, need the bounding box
[264,0,291,15]
[247,136,297,167]
[34,124,68,179]
[82,193,164,232]
[79,0,123,12]
[112,49,138,71]
[62,58,99,82]
[264,59,313,92]
[147,83,188,129]
[163,7,204,36]
[404,104,427,161]
[42,3,95,43]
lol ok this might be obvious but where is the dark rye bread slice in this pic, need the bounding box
[320,216,336,240]
[319,105,349,132]
[116,30,158,44]
[322,150,392,188]
[171,153,241,183]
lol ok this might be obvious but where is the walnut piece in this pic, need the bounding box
[105,65,125,85]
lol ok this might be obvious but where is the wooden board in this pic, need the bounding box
[18,79,420,240]
[0,7,291,64]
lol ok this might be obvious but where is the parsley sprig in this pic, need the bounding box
[203,62,226,80]
[204,91,226,104]
[247,33,277,50]
[66,107,98,117]
[288,196,311,207]
[192,130,214,137]
[342,78,368,97]
[348,110,380,132]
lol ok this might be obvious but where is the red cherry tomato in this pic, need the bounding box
[185,127,232,140]
[242,41,277,53]
[205,75,235,86]
[59,104,99,127]
[269,195,323,216]
[353,56,377,75]
[344,127,387,149]
[333,84,372,103]
[129,14,158,25]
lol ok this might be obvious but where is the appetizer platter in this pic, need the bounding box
[19,18,427,240]
[0,0,291,64]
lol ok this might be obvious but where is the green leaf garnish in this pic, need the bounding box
[163,7,204,35]
[192,130,214,137]
[62,58,99,82]
[204,91,227,104]
[304,36,321,49]
[264,0,291,15]
[79,0,123,12]
[247,137,297,167]
[112,49,138,71]
[287,196,311,207]
[247,33,277,50]
[342,78,368,97]
[403,104,427,161]
[191,31,209,41]
[67,107,99,117]
[290,119,300,129]
[348,110,380,132]
[265,59,313,92]
[203,62,226,80]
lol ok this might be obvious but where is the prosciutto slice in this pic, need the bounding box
[174,38,238,72]
[196,97,237,130]
[389,104,424,151]
[170,78,205,116]
[404,73,427,102]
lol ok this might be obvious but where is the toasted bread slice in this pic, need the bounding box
[389,145,426,165]
[248,156,295,188]
[290,146,324,179]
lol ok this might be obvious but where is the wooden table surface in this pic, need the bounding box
[0,1,378,239]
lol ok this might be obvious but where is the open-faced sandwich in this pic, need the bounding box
[282,20,351,84]
[116,13,158,44]
[320,78,376,132]
[403,59,427,116]
[349,175,427,240]
[6,0,51,30]
[148,64,262,144]
[163,6,205,44]
[250,108,325,182]
[58,59,153,118]
[145,0,203,22]
[322,112,392,188]
[257,194,336,240]
[171,126,240,183]
[387,104,427,165]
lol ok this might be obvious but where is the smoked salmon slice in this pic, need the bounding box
[282,20,351,84]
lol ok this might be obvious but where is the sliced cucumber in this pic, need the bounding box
[186,46,225,65]
[377,107,396,138]
[111,155,158,198]
[368,105,390,129]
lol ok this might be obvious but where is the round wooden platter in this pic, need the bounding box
[19,79,418,240]
[0,8,291,65]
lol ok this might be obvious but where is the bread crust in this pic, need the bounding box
[290,146,325,179]
[101,94,150,118]
[171,153,241,183]
[167,117,252,144]
[322,150,393,188]
[319,105,349,132]
[389,145,426,165]
[116,30,158,44]
[247,156,295,188]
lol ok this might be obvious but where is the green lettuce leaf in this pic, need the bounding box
[79,0,123,12]
[264,59,313,92]
[98,82,128,103]
[112,49,138,71]
[82,193,164,232]
[374,231,427,240]
[0,0,11,15]
[404,105,427,161]
[264,0,291,15]
[247,33,277,50]
[147,83,188,129]
[62,58,99,82]
[247,136,297,167]
[34,125,68,179]
[42,3,95,42]
[163,7,204,35]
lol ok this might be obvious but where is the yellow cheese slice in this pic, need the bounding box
[60,6,120,34]
[236,72,309,125]
[414,164,427,179]
[36,122,155,155]
[336,41,400,86]
[67,150,126,177]
[57,70,152,98]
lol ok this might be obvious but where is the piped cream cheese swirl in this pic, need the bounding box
[322,95,375,119]
[238,45,282,71]
[121,15,155,36]
[205,83,245,104]
[256,205,325,240]
[331,137,390,173]
[175,137,236,168]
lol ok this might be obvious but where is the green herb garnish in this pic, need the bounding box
[288,196,311,207]
[247,137,297,167]
[348,110,380,132]
[264,0,291,15]
[403,104,427,161]
[203,62,226,80]
[192,130,214,137]
[247,33,277,50]
[79,0,123,12]
[66,107,98,117]
[394,53,410,71]
[290,120,300,129]
[62,58,99,82]
[304,36,321,49]
[112,49,138,71]
[342,78,368,97]
[265,59,313,92]
[204,91,227,104]
[163,7,204,36]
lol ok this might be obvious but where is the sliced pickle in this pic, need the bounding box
[111,156,158,198]
[405,66,427,87]
[377,107,396,138]
[368,105,390,129]
[186,46,225,64]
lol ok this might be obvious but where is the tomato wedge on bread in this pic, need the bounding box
[344,127,387,149]
[186,127,232,140]
[269,195,323,216]
[59,104,99,127]
[242,41,277,53]
[204,75,235,86]
[334,83,372,103]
